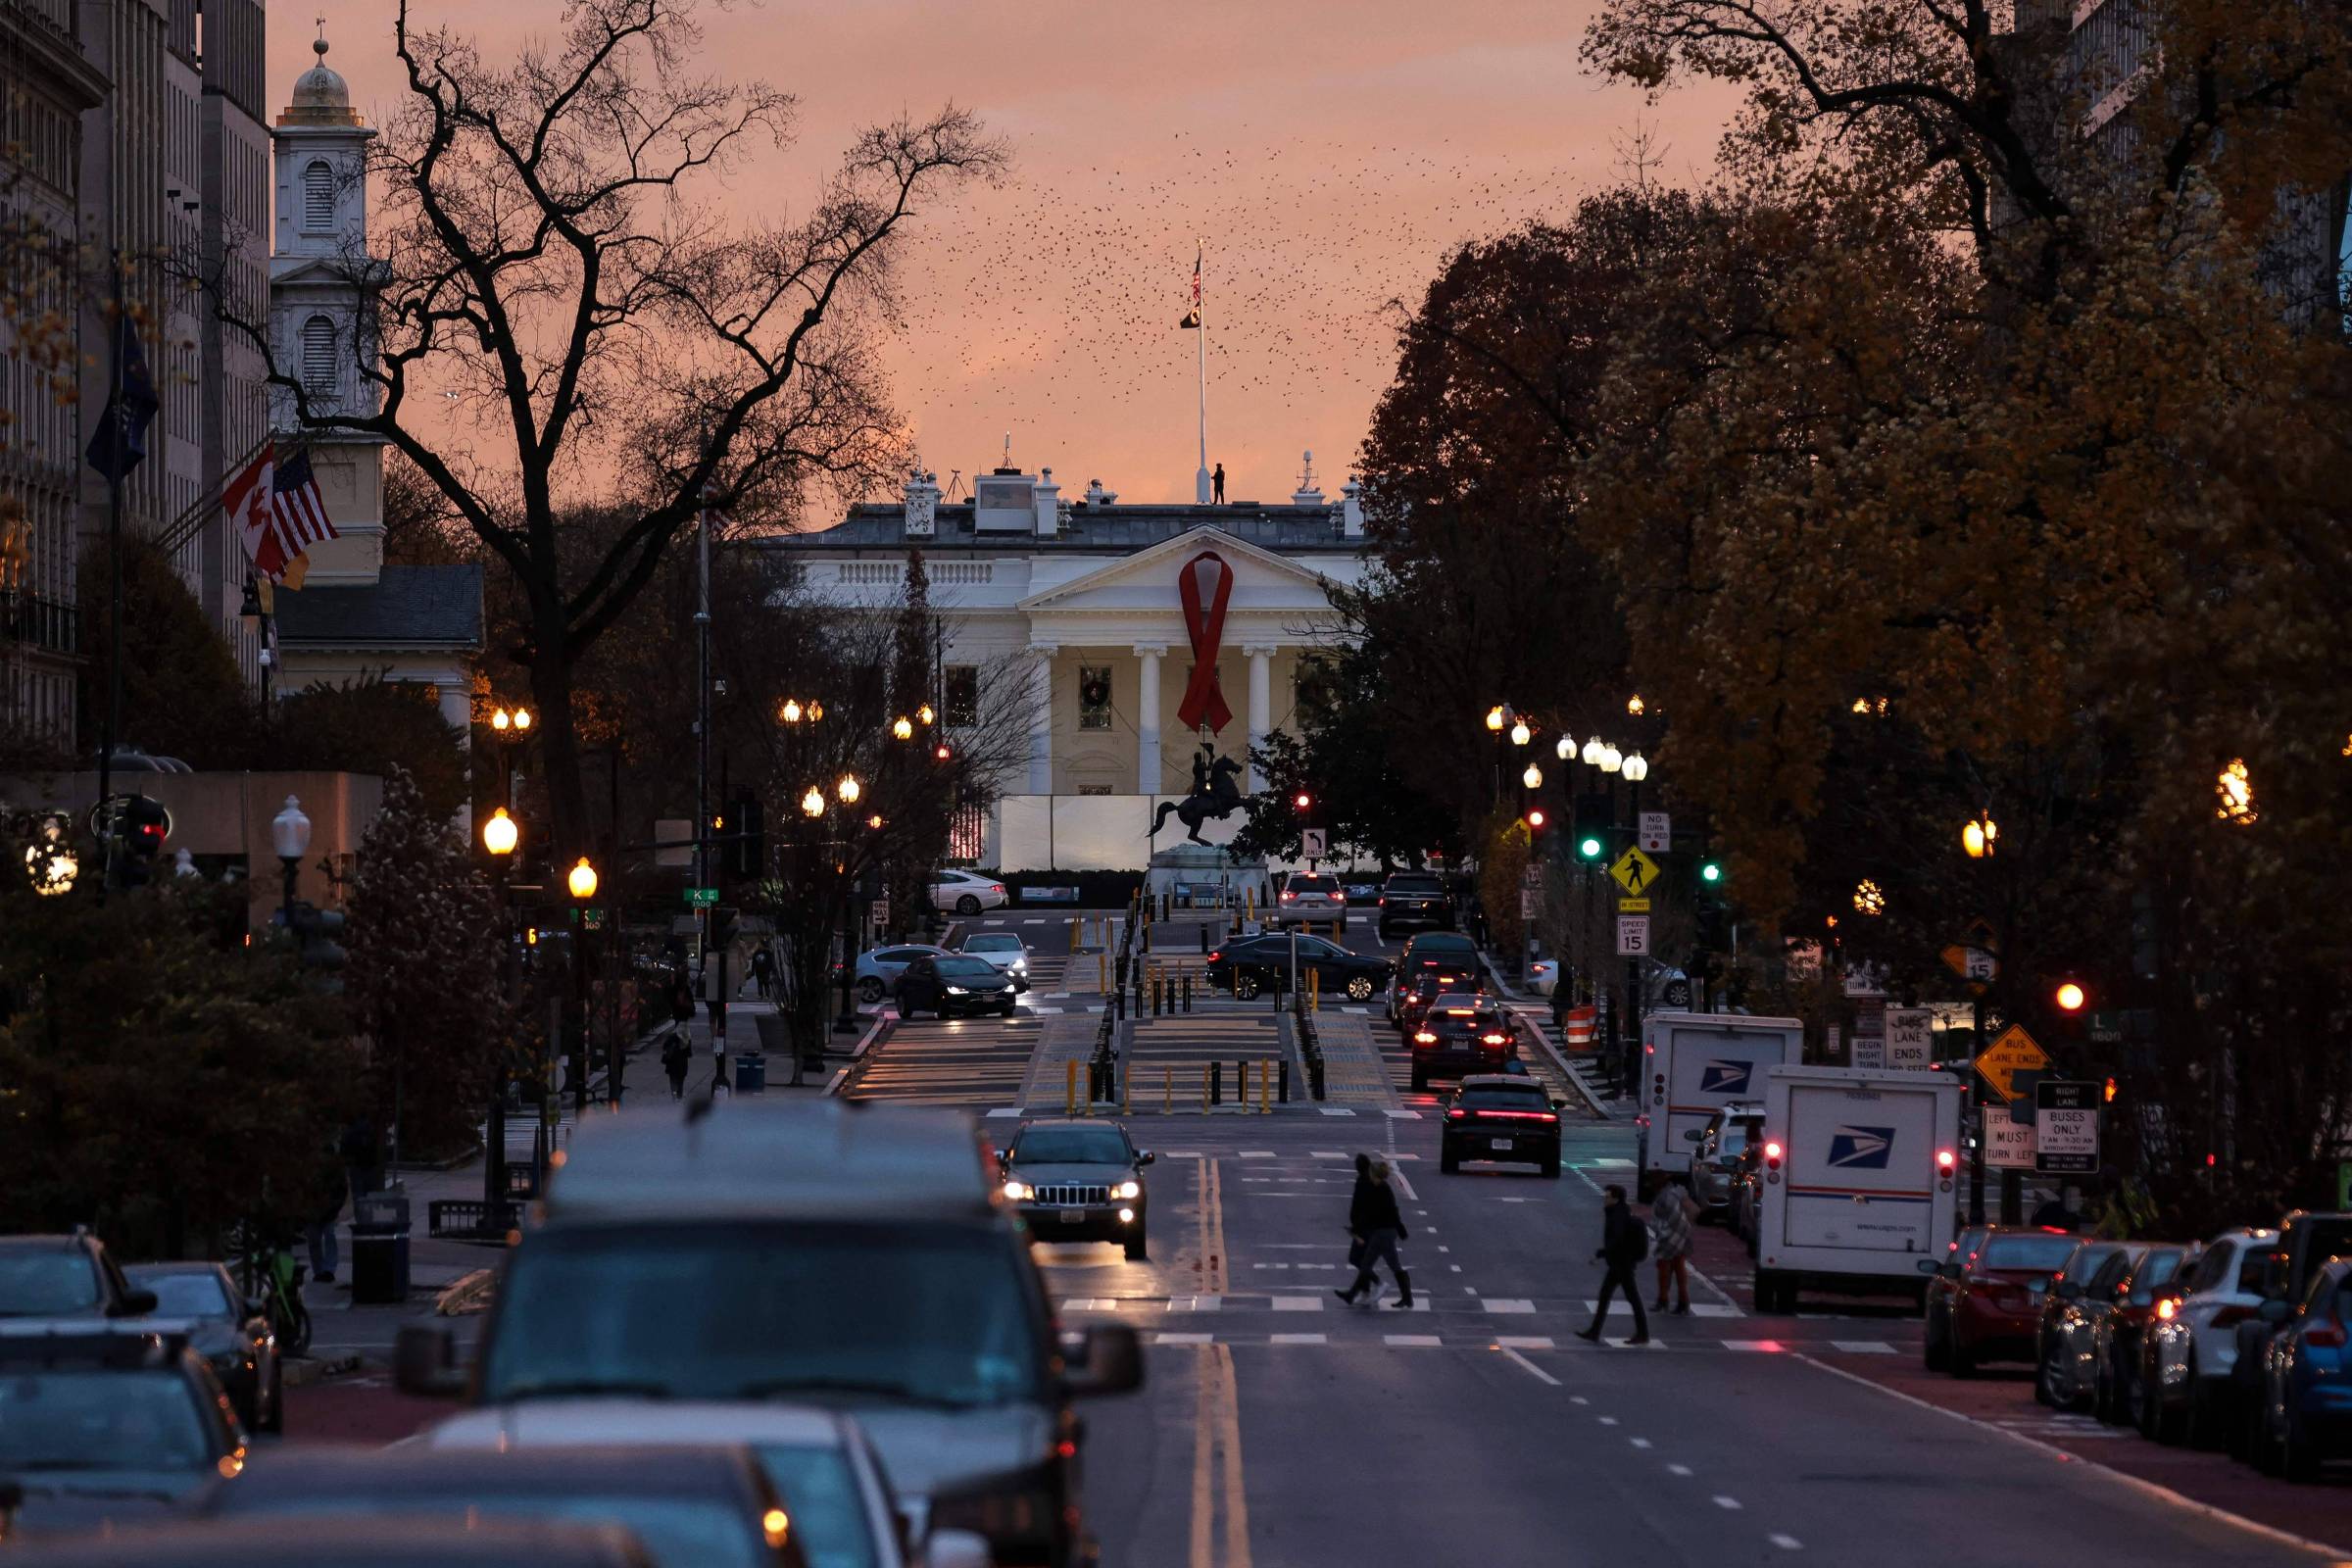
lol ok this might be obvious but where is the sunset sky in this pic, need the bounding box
[278,1,1739,507]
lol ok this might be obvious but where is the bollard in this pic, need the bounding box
[1208,1061,1220,1107]
[1152,973,1162,1017]
[1114,984,1125,1020]
[1070,916,1079,954]
[1099,952,1107,992]
[1065,1057,1079,1116]
[1279,1059,1290,1103]
[1261,1060,1273,1114]
[1310,970,1319,1013]
[1200,924,1209,955]
[1165,1065,1173,1114]
[1121,1058,1132,1114]
[1184,972,1193,1013]
[1237,1059,1250,1106]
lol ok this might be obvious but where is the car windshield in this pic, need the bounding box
[1721,1118,1762,1152]
[0,1252,102,1317]
[218,1492,764,1568]
[962,936,1021,954]
[128,1271,233,1318]
[2240,1251,2284,1293]
[0,1369,213,1471]
[2137,1251,2185,1290]
[1461,1086,1547,1110]
[1289,876,1337,894]
[1982,1234,2081,1271]
[481,1222,1044,1409]
[935,957,997,978]
[757,1445,877,1568]
[1012,1128,1130,1165]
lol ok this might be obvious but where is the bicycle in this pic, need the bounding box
[228,1222,313,1357]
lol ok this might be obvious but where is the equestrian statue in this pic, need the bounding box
[1150,745,1247,846]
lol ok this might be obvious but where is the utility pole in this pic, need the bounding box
[695,499,713,962]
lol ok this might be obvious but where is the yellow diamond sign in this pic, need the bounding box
[1608,845,1662,896]
[1974,1023,2051,1102]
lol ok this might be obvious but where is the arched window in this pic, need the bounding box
[303,160,333,230]
[301,316,337,397]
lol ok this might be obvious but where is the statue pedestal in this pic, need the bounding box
[1146,841,1265,910]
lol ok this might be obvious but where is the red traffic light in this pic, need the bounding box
[933,742,954,761]
[1293,792,1311,810]
[1525,808,1546,829]
[2055,981,2087,1012]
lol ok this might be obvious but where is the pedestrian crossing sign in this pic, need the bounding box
[1608,845,1661,896]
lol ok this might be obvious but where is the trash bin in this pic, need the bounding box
[734,1053,767,1094]
[350,1192,412,1305]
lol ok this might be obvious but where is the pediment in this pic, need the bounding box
[1017,526,1338,612]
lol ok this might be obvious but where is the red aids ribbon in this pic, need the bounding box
[1175,551,1235,733]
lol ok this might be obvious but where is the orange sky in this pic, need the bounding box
[280,1,1738,507]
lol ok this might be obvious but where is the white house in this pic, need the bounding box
[762,460,1369,874]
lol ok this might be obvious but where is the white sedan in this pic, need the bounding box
[931,869,1008,915]
[1527,959,1559,998]
[956,932,1030,986]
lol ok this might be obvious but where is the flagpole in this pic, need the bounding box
[1194,240,1210,506]
[95,250,124,906]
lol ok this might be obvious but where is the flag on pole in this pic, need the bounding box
[224,440,340,587]
[1179,244,1201,329]
[83,321,161,481]
[270,445,339,555]
[224,445,289,582]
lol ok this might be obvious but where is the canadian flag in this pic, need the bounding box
[224,446,289,582]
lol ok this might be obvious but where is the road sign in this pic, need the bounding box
[1639,811,1671,853]
[1616,897,1651,913]
[580,907,606,931]
[1985,1116,2037,1169]
[1940,944,1997,983]
[1301,828,1327,859]
[1608,845,1662,896]
[684,887,719,908]
[1842,962,1887,997]
[1886,1007,1935,1070]
[1974,1023,2052,1102]
[871,898,891,929]
[1519,888,1539,919]
[2034,1082,2100,1174]
[1615,914,1650,956]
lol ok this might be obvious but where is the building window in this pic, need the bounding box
[301,316,336,396]
[1078,665,1112,730]
[944,664,977,727]
[303,160,333,230]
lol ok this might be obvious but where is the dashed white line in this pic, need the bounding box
[1385,1335,1443,1348]
[1596,1416,1619,1427]
[1569,1395,1590,1406]
[1769,1534,1802,1550]
[1270,1333,1328,1346]
[1629,1438,1652,1449]
[1666,1463,1693,1477]
[1712,1495,1743,1511]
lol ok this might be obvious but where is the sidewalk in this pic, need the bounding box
[1478,947,1636,1119]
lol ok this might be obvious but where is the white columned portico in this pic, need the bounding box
[1134,644,1166,793]
[1244,644,1275,793]
[1028,644,1058,795]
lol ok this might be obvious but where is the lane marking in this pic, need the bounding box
[1270,1333,1328,1345]
[1629,1438,1653,1449]
[1157,1332,1214,1345]
[1482,1298,1537,1314]
[1499,1347,1559,1386]
[1596,1415,1620,1426]
[1189,1343,1252,1568]
[1667,1463,1693,1477]
[1831,1340,1897,1354]
[1770,1534,1803,1550]
[1271,1296,1323,1311]
[1495,1337,1554,1350]
[1712,1495,1743,1511]
[1385,1335,1443,1348]
[1392,1170,1418,1201]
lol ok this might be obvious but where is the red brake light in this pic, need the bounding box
[2308,1325,2346,1348]
[1207,952,1222,963]
[1281,890,1295,900]
[1764,1142,1783,1161]
[1481,1033,1508,1046]
[1936,1150,1956,1170]
[1446,1108,1466,1120]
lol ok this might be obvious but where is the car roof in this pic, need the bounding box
[428,1400,857,1451]
[545,1099,1000,1223]
[0,1234,95,1253]
[0,1517,658,1568]
[207,1444,762,1502]
[1016,1117,1129,1134]
[0,1328,196,1367]
[122,1260,228,1277]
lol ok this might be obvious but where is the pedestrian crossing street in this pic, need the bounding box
[849,1012,1045,1104]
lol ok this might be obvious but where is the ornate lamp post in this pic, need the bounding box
[270,795,311,927]
[481,808,518,1214]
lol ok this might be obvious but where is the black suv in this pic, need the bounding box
[0,1234,158,1321]
[1377,872,1455,938]
[1440,1075,1564,1177]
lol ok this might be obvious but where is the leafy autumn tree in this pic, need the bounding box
[343,766,507,1160]
[0,863,357,1257]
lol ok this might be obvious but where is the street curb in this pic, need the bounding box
[435,1268,497,1315]
[826,1015,890,1097]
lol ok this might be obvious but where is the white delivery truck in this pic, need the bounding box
[1636,1012,1803,1200]
[1751,1065,1964,1314]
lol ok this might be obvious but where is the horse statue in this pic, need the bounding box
[1150,751,1246,846]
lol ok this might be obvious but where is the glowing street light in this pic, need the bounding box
[1521,762,1543,790]
[1963,811,1998,859]
[482,807,519,857]
[892,716,914,741]
[801,786,825,817]
[836,774,862,805]
[917,704,936,726]
[1627,695,1644,715]
[1853,879,1886,916]
[1598,744,1622,774]
[2216,759,2255,824]
[566,857,599,901]
[1581,735,1606,767]
[1621,753,1649,783]
[1555,733,1575,761]
[1509,719,1532,748]
[780,698,805,724]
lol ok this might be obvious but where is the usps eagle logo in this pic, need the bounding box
[1827,1126,1896,1170]
[1698,1060,1753,1096]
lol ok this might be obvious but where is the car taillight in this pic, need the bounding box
[1207,952,1222,964]
[1763,1141,1783,1170]
[1378,897,1386,906]
[1446,1108,1466,1120]
[991,884,1004,895]
[1481,1033,1508,1046]
[1281,890,1295,900]
[1413,1031,1438,1045]
[2155,1298,2179,1321]
[1936,1150,1956,1171]
[2308,1325,2347,1348]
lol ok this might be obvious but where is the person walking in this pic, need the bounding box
[1334,1156,1412,1308]
[1340,1152,1373,1276]
[1649,1182,1693,1315]
[661,1030,692,1100]
[304,1151,346,1285]
[1576,1184,1650,1345]
[750,945,776,1001]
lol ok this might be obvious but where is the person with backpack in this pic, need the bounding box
[1576,1183,1650,1345]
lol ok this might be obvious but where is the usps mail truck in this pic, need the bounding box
[1751,1065,1964,1314]
[1636,1012,1803,1200]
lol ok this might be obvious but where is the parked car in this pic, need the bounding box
[0,1518,661,1568]
[2229,1210,2352,1463]
[1526,959,1558,998]
[1439,1076,1564,1177]
[1924,1227,2078,1375]
[931,870,1007,916]
[2034,1242,2146,1410]
[123,1263,281,1434]
[2094,1243,2193,1426]
[894,955,1019,1019]
[1408,995,1516,1092]
[1687,1103,1765,1222]
[1921,1225,1993,1337]
[1375,872,1455,938]
[1203,933,1392,1003]
[953,932,1030,985]
[1728,1139,1772,1253]
[1273,871,1348,931]
[0,1235,158,1322]
[2138,1226,2280,1445]
[998,1119,1154,1261]
[2254,1258,2352,1481]
[853,945,953,1004]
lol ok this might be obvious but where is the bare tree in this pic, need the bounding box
[192,0,1004,859]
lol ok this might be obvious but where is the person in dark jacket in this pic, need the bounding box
[1334,1157,1412,1307]
[1576,1184,1650,1345]
[661,1030,692,1100]
[1342,1152,1373,1271]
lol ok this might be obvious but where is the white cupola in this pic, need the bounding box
[272,32,373,261]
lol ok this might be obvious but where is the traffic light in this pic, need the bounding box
[2055,981,2087,1012]
[110,795,171,890]
[1694,901,1729,952]
[1572,794,1610,861]
[933,740,955,762]
[1697,858,1724,886]
[1294,792,1311,811]
[726,795,765,879]
[1525,807,1546,832]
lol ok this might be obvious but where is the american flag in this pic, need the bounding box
[270,445,339,551]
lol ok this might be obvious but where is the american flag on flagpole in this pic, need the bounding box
[270,445,339,551]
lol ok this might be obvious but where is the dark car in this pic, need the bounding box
[2255,1259,2352,1481]
[2034,1241,2146,1410]
[1376,872,1455,938]
[0,1329,246,1542]
[2230,1211,2352,1465]
[1439,1076,1564,1177]
[122,1264,280,1434]
[1388,933,1482,1020]
[998,1120,1154,1261]
[1203,933,1392,1004]
[1921,1225,1994,1347]
[190,1446,804,1568]
[2093,1244,2193,1426]
[0,1517,659,1568]
[0,1236,158,1323]
[1408,994,1515,1092]
[1924,1227,2079,1375]
[894,954,1017,1019]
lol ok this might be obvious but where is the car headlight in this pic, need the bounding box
[1114,1180,1142,1200]
[1004,1180,1035,1201]
[946,985,969,995]
[1010,957,1027,973]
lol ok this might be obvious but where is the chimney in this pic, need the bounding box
[1084,478,1118,507]
[1033,466,1060,536]
[1340,477,1364,539]
[904,468,940,537]
[1291,449,1325,507]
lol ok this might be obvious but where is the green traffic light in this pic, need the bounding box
[1578,836,1604,860]
[1700,860,1724,883]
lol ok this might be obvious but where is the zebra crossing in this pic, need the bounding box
[849,1012,1045,1105]
[1123,1013,1289,1110]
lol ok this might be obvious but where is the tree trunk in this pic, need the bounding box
[525,593,591,867]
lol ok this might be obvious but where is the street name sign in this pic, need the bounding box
[1974,1023,2052,1102]
[2035,1082,2100,1174]
[1639,811,1671,853]
[1886,1007,1935,1070]
[1616,897,1651,913]
[1608,845,1662,896]
[1615,915,1650,956]
[684,887,719,908]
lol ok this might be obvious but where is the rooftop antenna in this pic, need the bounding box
[1003,431,1012,469]
[1298,449,1316,492]
[943,468,966,503]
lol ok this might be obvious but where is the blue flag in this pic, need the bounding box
[84,321,161,481]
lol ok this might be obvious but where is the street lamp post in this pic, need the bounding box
[481,808,519,1217]
[270,794,311,929]
[567,857,599,1116]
